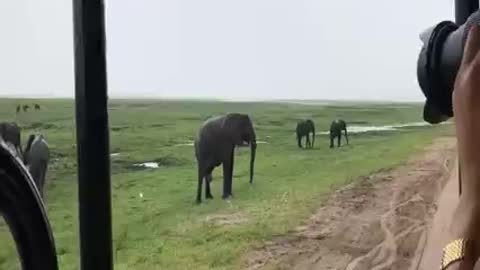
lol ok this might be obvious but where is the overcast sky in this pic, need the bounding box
[0,0,453,101]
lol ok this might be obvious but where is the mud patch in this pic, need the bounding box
[205,212,249,226]
[266,120,284,126]
[24,122,58,130]
[348,120,371,125]
[150,123,166,128]
[111,126,129,132]
[243,137,456,270]
[152,156,188,166]
[51,152,67,159]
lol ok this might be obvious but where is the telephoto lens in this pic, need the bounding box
[417,10,480,123]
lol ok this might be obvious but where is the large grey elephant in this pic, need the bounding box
[23,134,50,198]
[296,119,315,148]
[194,113,257,203]
[0,122,22,157]
[330,119,349,148]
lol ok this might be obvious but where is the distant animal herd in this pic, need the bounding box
[0,108,349,205]
[16,103,41,113]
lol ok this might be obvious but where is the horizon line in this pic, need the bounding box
[0,95,425,103]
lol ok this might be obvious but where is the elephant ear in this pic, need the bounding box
[223,113,247,145]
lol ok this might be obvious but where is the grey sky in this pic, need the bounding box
[0,0,453,100]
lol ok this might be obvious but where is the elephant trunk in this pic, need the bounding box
[312,129,315,147]
[249,140,256,184]
[344,128,349,144]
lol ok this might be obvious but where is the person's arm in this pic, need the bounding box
[444,24,480,270]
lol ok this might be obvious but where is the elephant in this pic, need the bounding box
[296,119,315,148]
[23,134,50,198]
[23,105,30,112]
[34,104,41,110]
[194,113,257,203]
[16,105,21,113]
[0,122,22,158]
[330,119,349,148]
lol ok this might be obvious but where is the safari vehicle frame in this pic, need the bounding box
[0,0,477,269]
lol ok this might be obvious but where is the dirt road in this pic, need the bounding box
[244,137,457,270]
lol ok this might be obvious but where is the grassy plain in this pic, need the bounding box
[0,99,452,270]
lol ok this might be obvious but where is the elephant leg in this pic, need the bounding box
[222,149,234,199]
[38,167,45,199]
[297,136,302,148]
[31,166,43,198]
[330,134,334,148]
[205,173,213,199]
[306,134,311,148]
[338,133,341,147]
[196,167,204,203]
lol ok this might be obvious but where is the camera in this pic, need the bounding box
[417,10,480,123]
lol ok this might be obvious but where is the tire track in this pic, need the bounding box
[244,137,456,270]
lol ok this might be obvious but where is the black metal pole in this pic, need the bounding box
[455,0,479,24]
[72,1,113,270]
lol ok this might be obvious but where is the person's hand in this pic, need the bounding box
[447,24,480,269]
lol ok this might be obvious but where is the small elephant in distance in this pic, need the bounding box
[296,119,315,148]
[194,113,257,203]
[330,119,349,148]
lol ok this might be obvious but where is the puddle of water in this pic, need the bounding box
[174,142,194,146]
[134,162,159,168]
[317,121,451,135]
[110,153,120,157]
[175,140,268,147]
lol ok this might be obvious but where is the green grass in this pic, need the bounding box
[0,99,452,270]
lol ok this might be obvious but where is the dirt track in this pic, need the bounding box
[244,137,457,270]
